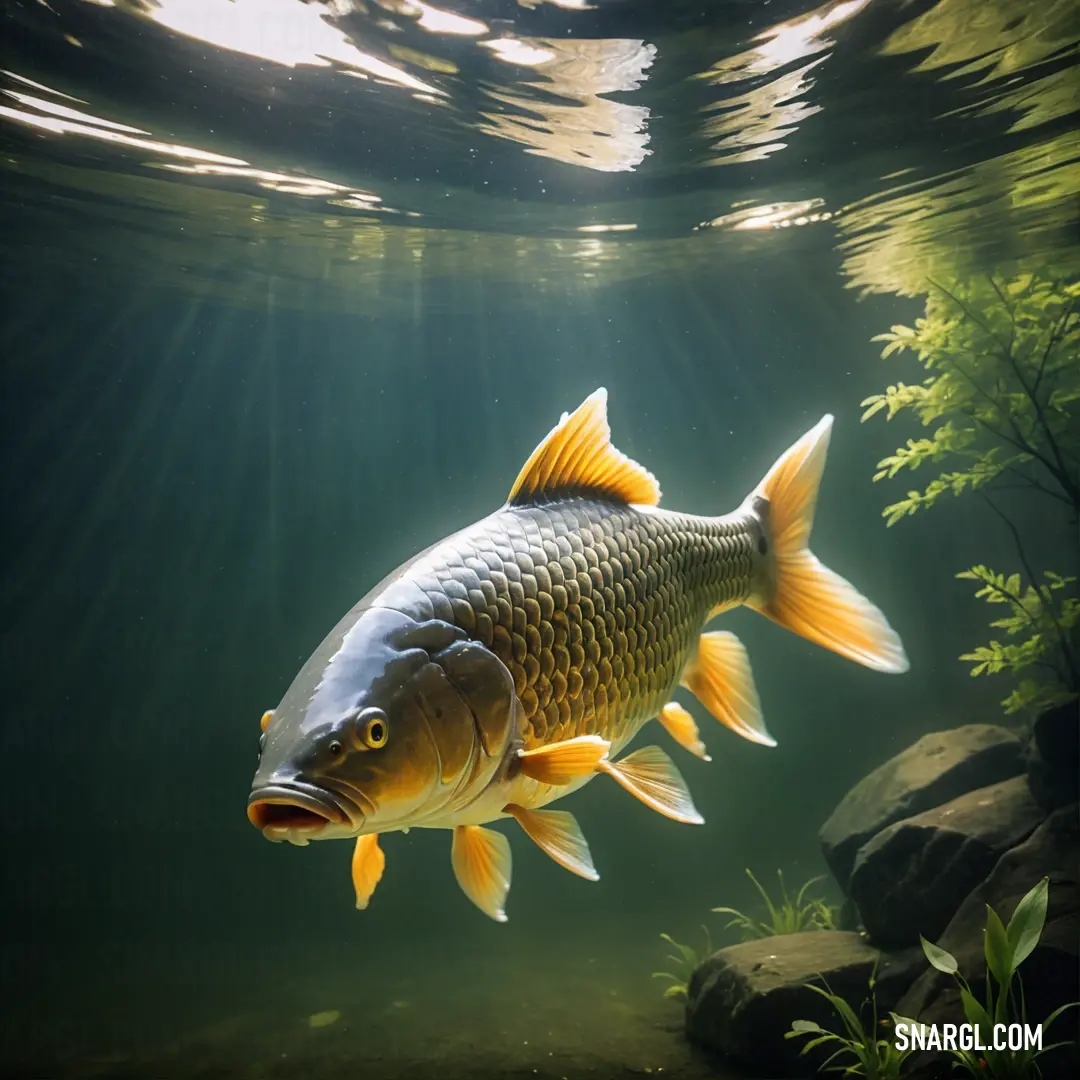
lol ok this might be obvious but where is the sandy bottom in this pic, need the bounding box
[0,925,748,1079]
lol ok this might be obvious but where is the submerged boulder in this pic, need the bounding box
[898,806,1079,1079]
[820,724,1023,890]
[848,776,1045,948]
[685,931,920,1076]
[1026,701,1080,812]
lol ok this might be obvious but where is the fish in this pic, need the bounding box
[248,389,908,921]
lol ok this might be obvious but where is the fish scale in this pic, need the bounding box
[379,498,759,754]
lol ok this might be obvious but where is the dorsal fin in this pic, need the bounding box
[507,388,661,507]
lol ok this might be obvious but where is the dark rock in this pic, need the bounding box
[849,776,1045,948]
[837,897,861,932]
[685,931,922,1076]
[821,724,1024,890]
[1026,701,1080,812]
[898,806,1080,1080]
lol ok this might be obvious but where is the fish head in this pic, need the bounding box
[248,605,521,844]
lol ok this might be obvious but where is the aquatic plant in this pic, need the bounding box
[954,567,1079,715]
[919,876,1078,1079]
[862,272,1080,714]
[785,961,919,1079]
[651,927,712,1001]
[712,868,838,941]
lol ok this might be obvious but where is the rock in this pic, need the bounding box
[1026,701,1079,812]
[685,931,921,1076]
[848,776,1045,948]
[837,897,861,932]
[898,806,1080,1079]
[821,724,1024,890]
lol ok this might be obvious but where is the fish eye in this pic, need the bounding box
[355,708,389,750]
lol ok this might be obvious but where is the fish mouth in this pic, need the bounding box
[247,783,353,842]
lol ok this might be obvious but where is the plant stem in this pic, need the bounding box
[979,493,1078,688]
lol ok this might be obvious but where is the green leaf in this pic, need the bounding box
[821,988,867,1044]
[860,396,888,422]
[921,935,958,974]
[959,986,992,1033]
[792,1034,839,1054]
[1006,877,1049,969]
[984,904,1012,988]
[789,1019,824,1034]
[889,1013,930,1053]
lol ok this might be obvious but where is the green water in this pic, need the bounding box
[1,1,1076,1077]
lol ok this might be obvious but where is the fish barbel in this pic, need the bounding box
[248,389,908,920]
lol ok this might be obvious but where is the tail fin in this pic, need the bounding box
[749,415,909,674]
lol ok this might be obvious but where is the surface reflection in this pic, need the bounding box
[145,0,440,93]
[0,0,1076,307]
[697,0,872,165]
[477,36,655,172]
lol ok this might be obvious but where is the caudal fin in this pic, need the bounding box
[749,415,909,674]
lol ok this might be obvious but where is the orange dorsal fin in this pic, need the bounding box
[507,388,661,507]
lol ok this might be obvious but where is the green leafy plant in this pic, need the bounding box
[955,567,1080,713]
[651,926,712,1001]
[862,272,1079,713]
[713,868,838,941]
[786,962,920,1078]
[920,876,1078,1078]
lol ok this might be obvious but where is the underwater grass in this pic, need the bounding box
[786,961,918,1079]
[651,927,713,1001]
[713,868,838,941]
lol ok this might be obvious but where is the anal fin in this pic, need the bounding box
[351,834,385,910]
[681,630,775,747]
[658,701,711,761]
[599,746,703,824]
[505,804,599,881]
[451,824,512,923]
[516,734,610,785]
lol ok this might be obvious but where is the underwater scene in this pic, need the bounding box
[1,1,1078,1078]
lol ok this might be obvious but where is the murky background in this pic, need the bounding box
[1,1,1076,1076]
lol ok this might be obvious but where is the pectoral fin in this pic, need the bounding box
[658,701,711,761]
[451,825,512,923]
[505,804,599,881]
[516,734,611,785]
[350,833,385,910]
[680,630,775,747]
[599,746,704,824]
